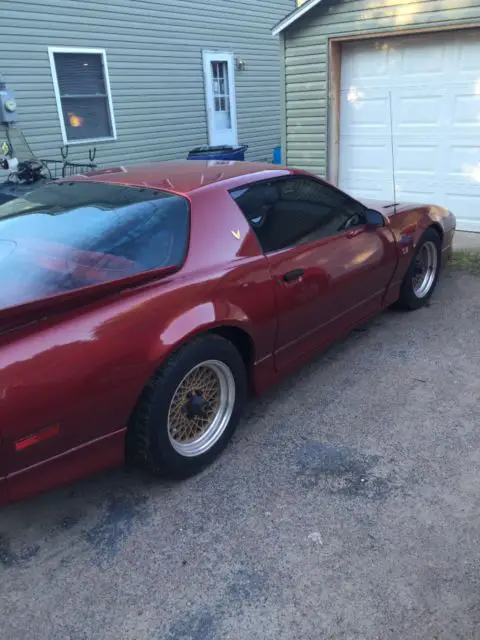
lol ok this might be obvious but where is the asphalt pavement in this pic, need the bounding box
[1,267,480,640]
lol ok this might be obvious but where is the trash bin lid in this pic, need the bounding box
[189,145,236,153]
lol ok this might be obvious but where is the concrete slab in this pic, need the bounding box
[454,231,480,251]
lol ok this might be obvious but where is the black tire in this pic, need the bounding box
[129,334,246,479]
[395,227,442,311]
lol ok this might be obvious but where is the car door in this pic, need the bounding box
[231,176,398,371]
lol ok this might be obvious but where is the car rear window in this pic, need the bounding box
[0,181,189,309]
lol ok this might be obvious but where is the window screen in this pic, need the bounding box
[53,51,114,142]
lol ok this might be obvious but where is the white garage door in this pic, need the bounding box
[338,31,480,232]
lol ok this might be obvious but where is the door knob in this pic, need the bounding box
[283,269,304,283]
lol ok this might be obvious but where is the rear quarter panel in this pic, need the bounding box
[150,188,277,372]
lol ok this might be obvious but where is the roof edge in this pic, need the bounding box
[272,0,325,36]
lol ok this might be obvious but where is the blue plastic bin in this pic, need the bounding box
[187,145,248,161]
[272,145,282,164]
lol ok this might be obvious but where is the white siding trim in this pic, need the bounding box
[47,46,117,145]
[272,0,325,36]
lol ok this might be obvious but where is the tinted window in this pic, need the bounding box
[231,177,365,253]
[0,181,189,309]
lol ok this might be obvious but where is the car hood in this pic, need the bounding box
[359,198,427,217]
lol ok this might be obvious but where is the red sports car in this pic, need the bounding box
[0,161,456,505]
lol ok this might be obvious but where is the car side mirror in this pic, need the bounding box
[364,208,385,227]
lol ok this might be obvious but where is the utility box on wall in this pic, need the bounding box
[0,80,17,124]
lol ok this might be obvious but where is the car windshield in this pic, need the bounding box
[0,181,189,310]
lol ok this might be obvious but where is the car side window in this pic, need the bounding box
[231,177,365,253]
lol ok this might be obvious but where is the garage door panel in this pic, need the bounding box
[339,134,393,199]
[390,86,451,132]
[394,142,439,175]
[400,41,447,77]
[458,38,480,75]
[393,93,444,129]
[339,31,480,232]
[452,93,480,128]
[448,144,480,177]
[394,175,440,198]
[340,89,390,132]
[444,192,480,233]
[346,43,390,82]
[340,176,395,202]
[396,190,437,204]
[340,141,390,172]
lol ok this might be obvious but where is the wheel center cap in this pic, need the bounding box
[414,261,425,276]
[184,393,210,420]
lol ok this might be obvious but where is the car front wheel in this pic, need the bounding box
[130,334,246,478]
[396,227,441,310]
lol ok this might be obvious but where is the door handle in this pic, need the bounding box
[345,228,363,238]
[283,268,304,283]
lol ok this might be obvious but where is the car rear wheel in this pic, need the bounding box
[396,227,441,311]
[130,335,246,478]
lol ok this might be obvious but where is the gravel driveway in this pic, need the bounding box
[1,269,479,640]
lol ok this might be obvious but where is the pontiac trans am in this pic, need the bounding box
[0,161,456,505]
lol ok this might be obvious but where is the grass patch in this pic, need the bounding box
[450,250,480,275]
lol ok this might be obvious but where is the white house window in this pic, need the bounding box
[48,47,117,144]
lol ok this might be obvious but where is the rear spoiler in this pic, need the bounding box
[0,264,178,336]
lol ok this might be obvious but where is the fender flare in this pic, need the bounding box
[147,301,258,373]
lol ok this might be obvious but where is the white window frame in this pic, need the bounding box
[48,46,117,145]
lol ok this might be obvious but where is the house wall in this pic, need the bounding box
[283,0,480,176]
[1,0,293,170]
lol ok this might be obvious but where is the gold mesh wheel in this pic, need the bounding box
[167,359,235,457]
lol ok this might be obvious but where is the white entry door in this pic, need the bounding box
[203,51,238,147]
[338,31,480,232]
